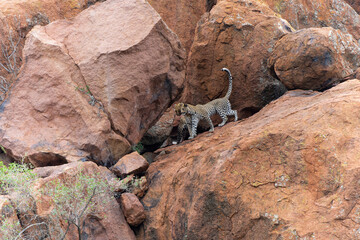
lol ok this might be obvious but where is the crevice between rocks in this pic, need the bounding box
[59,33,127,141]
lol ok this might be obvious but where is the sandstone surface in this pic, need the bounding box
[120,193,146,226]
[261,0,360,42]
[183,0,291,120]
[345,0,360,14]
[111,152,149,178]
[268,27,360,90]
[139,80,360,239]
[147,0,213,53]
[0,0,185,166]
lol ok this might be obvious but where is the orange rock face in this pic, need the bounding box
[0,0,185,166]
[261,0,360,42]
[345,0,360,14]
[120,193,146,226]
[268,27,360,90]
[183,0,291,120]
[140,80,360,239]
[110,152,149,178]
[147,0,212,53]
[0,0,104,26]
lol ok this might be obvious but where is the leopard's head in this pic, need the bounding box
[174,103,188,116]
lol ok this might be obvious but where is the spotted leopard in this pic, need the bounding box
[175,68,238,140]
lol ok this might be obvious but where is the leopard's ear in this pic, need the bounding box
[184,103,188,107]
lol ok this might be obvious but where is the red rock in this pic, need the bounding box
[148,0,213,53]
[139,80,360,239]
[110,152,149,178]
[262,0,360,42]
[183,0,291,121]
[33,161,136,240]
[268,27,360,90]
[120,193,146,226]
[0,0,105,102]
[345,0,360,14]
[0,0,185,166]
[0,0,104,29]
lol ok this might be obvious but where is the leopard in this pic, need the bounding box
[175,114,192,144]
[175,68,237,140]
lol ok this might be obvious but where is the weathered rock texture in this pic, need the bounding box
[0,0,104,27]
[183,0,291,120]
[139,80,360,239]
[147,0,213,53]
[111,152,149,178]
[268,27,360,90]
[261,0,360,42]
[0,0,185,166]
[120,193,146,226]
[0,0,105,101]
[34,161,136,240]
[345,0,360,14]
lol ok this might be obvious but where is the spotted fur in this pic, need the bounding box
[176,115,192,143]
[175,68,238,140]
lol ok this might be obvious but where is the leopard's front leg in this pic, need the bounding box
[188,116,199,139]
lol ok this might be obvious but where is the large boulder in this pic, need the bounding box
[0,0,106,101]
[139,80,360,239]
[182,0,291,120]
[147,0,214,53]
[268,27,360,90]
[0,0,185,166]
[261,0,360,42]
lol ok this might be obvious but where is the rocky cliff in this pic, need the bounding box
[0,0,360,239]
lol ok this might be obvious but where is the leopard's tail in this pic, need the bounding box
[221,68,233,99]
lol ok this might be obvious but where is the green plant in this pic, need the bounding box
[41,170,112,240]
[0,16,23,103]
[0,162,44,240]
[132,142,144,154]
[0,162,113,240]
[76,85,105,116]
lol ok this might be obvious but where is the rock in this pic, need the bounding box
[139,80,360,239]
[33,162,80,178]
[0,0,185,166]
[120,193,146,226]
[268,27,360,90]
[33,161,136,240]
[261,0,360,42]
[0,0,105,29]
[345,0,360,14]
[110,152,149,178]
[183,0,290,121]
[142,152,158,165]
[148,0,214,53]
